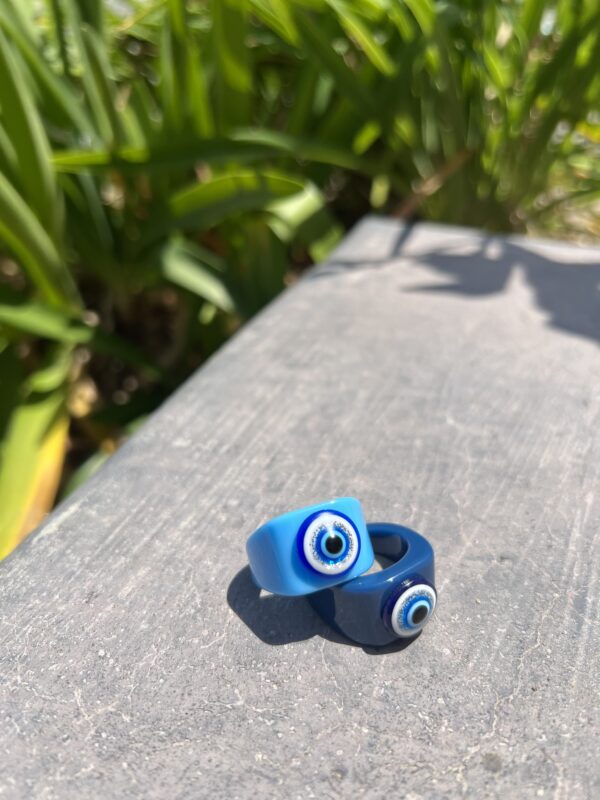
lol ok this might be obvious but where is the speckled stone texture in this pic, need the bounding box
[1,218,599,799]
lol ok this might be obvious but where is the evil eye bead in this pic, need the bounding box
[388,582,437,638]
[301,512,360,576]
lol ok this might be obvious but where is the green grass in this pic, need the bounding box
[0,0,598,557]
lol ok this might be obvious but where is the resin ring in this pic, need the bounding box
[246,497,374,596]
[308,523,436,647]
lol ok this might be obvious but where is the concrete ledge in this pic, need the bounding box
[1,218,599,798]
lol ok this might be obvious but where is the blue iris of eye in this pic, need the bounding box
[316,525,350,564]
[403,596,431,629]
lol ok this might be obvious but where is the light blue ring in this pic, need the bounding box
[246,497,374,596]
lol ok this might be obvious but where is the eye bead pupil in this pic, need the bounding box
[411,604,428,625]
[323,533,344,556]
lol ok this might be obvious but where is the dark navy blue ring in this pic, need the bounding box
[308,523,436,648]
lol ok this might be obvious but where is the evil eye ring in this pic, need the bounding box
[299,511,360,576]
[246,497,374,596]
[308,523,437,648]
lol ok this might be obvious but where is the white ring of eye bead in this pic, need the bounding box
[390,583,437,637]
[303,513,358,575]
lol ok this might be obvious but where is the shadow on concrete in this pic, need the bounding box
[312,224,600,345]
[409,238,600,344]
[227,566,415,656]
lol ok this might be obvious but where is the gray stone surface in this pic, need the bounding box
[1,218,599,799]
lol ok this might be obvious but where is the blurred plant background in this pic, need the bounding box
[0,0,598,558]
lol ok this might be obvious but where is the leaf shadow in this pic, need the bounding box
[310,220,600,346]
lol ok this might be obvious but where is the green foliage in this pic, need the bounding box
[0,0,598,555]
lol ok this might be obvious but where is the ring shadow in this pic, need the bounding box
[226,566,417,656]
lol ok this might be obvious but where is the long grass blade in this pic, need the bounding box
[0,173,79,309]
[0,295,160,376]
[327,0,396,75]
[158,238,235,312]
[212,0,252,131]
[0,11,92,135]
[52,130,378,174]
[0,29,61,240]
[293,9,377,115]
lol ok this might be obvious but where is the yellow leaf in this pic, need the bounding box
[0,391,69,560]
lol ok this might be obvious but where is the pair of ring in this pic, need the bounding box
[246,497,436,647]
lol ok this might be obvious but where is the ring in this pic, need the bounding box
[308,523,436,647]
[246,497,375,596]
